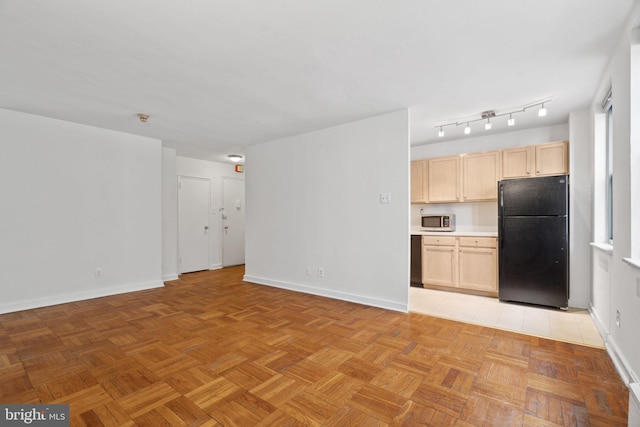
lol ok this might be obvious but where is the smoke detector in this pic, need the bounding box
[137,113,149,123]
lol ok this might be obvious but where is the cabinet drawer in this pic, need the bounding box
[422,236,457,246]
[458,237,496,248]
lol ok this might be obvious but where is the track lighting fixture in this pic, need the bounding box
[434,100,551,137]
[538,103,547,117]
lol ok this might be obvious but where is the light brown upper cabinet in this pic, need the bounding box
[410,160,428,204]
[413,141,569,204]
[501,146,534,179]
[462,151,500,201]
[535,141,569,176]
[427,156,460,203]
[501,141,568,179]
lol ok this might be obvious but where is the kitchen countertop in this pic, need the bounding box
[411,230,498,237]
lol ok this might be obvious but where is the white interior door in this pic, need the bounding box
[222,177,245,267]
[178,176,210,273]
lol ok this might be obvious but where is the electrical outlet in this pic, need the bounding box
[615,309,621,327]
[95,268,102,279]
[379,192,391,204]
[318,267,324,278]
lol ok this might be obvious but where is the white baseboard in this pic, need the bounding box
[163,274,179,282]
[629,383,640,427]
[589,304,638,386]
[0,280,164,315]
[243,275,408,313]
[606,336,639,386]
[588,303,609,342]
[209,264,223,270]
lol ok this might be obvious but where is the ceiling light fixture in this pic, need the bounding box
[228,154,243,162]
[538,103,547,117]
[137,113,149,123]
[482,110,495,130]
[434,100,551,137]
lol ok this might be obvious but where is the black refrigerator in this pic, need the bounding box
[498,175,569,308]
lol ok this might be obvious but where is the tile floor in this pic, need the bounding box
[409,287,604,348]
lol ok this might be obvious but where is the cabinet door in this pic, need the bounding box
[410,160,428,204]
[501,146,534,179]
[462,151,500,201]
[458,246,497,293]
[535,141,568,176]
[422,243,458,287]
[427,156,460,203]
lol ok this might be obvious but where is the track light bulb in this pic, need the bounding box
[438,127,444,137]
[538,104,547,117]
[464,124,471,135]
[485,119,492,130]
[507,114,515,126]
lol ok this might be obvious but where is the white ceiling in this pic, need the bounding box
[0,1,636,162]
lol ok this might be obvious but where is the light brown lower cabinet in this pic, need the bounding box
[422,235,497,296]
[458,237,497,294]
[421,236,457,287]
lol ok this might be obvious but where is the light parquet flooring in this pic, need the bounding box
[0,266,629,426]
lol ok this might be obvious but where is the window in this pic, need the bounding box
[603,89,613,243]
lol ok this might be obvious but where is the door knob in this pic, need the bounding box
[204,225,209,230]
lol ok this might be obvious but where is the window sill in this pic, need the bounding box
[623,258,640,270]
[590,242,613,254]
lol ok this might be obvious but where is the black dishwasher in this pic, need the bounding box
[410,235,423,287]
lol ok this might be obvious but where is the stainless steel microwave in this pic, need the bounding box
[421,214,455,231]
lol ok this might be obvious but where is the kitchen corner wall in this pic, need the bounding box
[0,108,163,314]
[244,109,410,312]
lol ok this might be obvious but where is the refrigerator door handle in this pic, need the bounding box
[499,184,505,249]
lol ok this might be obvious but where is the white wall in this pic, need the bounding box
[568,110,592,308]
[162,147,178,281]
[244,109,410,312]
[176,156,243,270]
[590,14,640,386]
[0,108,163,314]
